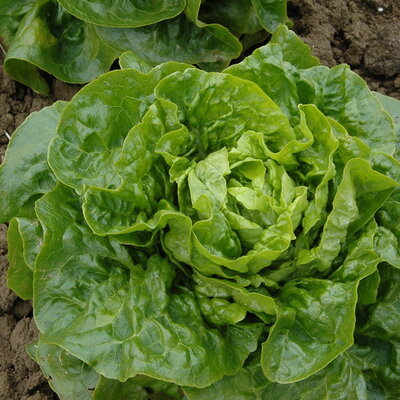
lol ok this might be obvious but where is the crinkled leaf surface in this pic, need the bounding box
[48,63,193,191]
[93,375,183,400]
[0,0,36,44]
[375,92,400,159]
[1,0,289,89]
[4,0,117,94]
[7,218,34,300]
[299,65,396,155]
[3,27,400,399]
[250,0,290,33]
[95,14,242,67]
[35,184,260,387]
[199,0,264,36]
[56,0,186,28]
[28,340,99,400]
[184,352,367,400]
[261,278,357,383]
[0,101,66,222]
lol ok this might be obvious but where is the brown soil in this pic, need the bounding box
[288,0,400,99]
[0,1,399,399]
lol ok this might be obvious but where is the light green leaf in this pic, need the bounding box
[195,273,276,316]
[155,68,294,154]
[0,101,66,223]
[375,92,400,159]
[250,0,290,33]
[7,218,33,300]
[300,65,396,155]
[225,25,319,119]
[119,51,152,72]
[48,64,192,192]
[298,158,398,272]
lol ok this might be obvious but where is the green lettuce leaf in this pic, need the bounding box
[0,0,36,45]
[3,26,400,399]
[28,340,99,400]
[0,101,66,222]
[3,0,117,94]
[35,184,261,387]
[375,92,400,159]
[48,63,193,191]
[184,352,367,400]
[7,218,34,300]
[93,375,183,400]
[1,0,289,91]
[95,13,242,68]
[55,0,185,28]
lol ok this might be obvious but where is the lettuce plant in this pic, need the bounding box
[0,0,289,94]
[1,26,400,399]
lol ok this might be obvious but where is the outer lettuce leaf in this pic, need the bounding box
[30,339,184,400]
[93,378,148,400]
[28,340,99,400]
[250,0,290,33]
[360,265,400,342]
[7,218,34,300]
[0,16,21,45]
[375,92,400,159]
[199,0,290,36]
[199,0,264,36]
[261,220,381,383]
[33,183,134,331]
[3,0,117,94]
[55,0,185,28]
[7,216,43,299]
[0,101,66,222]
[0,0,36,45]
[262,278,358,383]
[186,339,400,400]
[350,338,400,400]
[1,0,289,90]
[118,51,152,72]
[225,25,319,120]
[95,13,242,68]
[184,352,368,400]
[299,65,396,155]
[93,376,183,400]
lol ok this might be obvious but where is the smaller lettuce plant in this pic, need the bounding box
[1,26,400,399]
[0,0,289,94]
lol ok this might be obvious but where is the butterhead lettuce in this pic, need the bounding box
[1,26,400,399]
